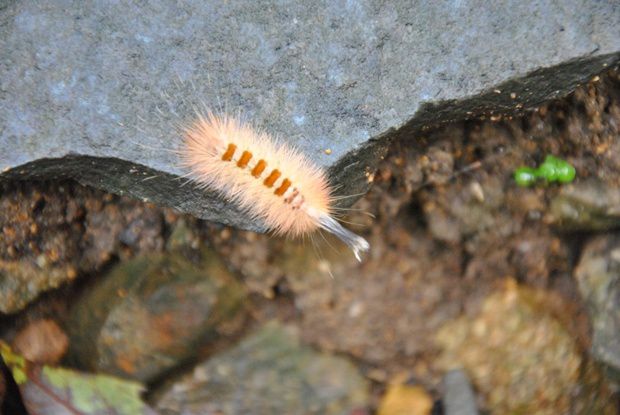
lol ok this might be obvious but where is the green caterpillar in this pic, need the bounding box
[514,155,576,187]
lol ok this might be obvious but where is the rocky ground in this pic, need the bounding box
[1,69,619,414]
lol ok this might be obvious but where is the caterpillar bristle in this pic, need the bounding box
[314,211,370,261]
[179,112,369,260]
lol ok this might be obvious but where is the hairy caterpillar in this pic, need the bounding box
[179,112,370,261]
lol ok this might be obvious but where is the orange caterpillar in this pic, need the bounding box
[180,112,369,260]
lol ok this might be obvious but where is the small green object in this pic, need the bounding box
[514,155,576,187]
[544,155,576,183]
[514,167,538,187]
[537,158,559,181]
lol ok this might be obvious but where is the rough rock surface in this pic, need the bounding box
[435,281,606,415]
[154,322,369,415]
[1,0,619,231]
[575,235,620,380]
[65,251,246,383]
[0,181,167,314]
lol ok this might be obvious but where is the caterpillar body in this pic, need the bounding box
[180,112,369,261]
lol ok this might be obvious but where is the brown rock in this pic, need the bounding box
[65,251,246,382]
[12,319,68,365]
[435,280,603,414]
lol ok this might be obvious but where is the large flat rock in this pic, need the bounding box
[1,0,619,231]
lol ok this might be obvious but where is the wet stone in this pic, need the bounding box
[575,235,620,380]
[1,1,618,231]
[154,322,369,415]
[65,251,246,383]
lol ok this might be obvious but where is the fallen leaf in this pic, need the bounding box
[0,341,157,415]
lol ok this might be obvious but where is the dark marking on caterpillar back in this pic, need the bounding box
[237,151,252,168]
[221,145,293,198]
[252,160,267,177]
[274,178,292,196]
[222,143,237,161]
[263,169,281,187]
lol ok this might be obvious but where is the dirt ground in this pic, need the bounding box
[1,68,619,414]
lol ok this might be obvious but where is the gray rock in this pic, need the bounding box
[443,369,479,415]
[1,1,619,231]
[575,235,620,380]
[154,321,369,415]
